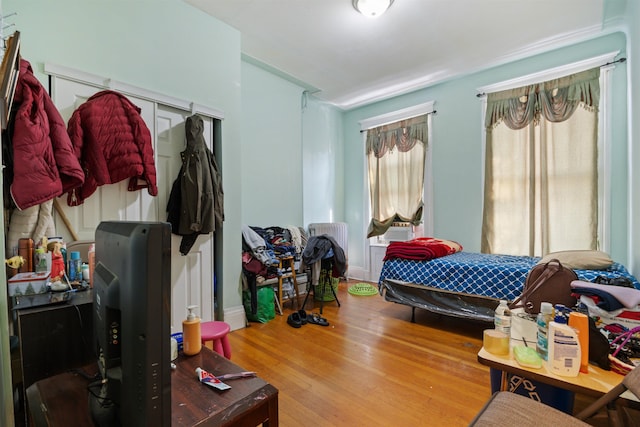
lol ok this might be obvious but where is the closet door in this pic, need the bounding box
[50,77,215,329]
[156,105,215,331]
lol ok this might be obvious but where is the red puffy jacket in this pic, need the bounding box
[66,90,158,206]
[10,60,84,209]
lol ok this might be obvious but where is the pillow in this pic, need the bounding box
[537,250,613,270]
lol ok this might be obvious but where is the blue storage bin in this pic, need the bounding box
[490,368,574,414]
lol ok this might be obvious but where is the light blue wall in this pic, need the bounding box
[344,32,631,272]
[240,61,305,227]
[4,0,245,311]
[628,2,640,277]
[301,96,345,227]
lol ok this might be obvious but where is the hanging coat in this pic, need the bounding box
[9,59,84,210]
[66,90,158,206]
[166,114,224,254]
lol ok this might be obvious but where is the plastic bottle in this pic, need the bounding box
[494,300,511,338]
[183,305,202,356]
[88,243,96,288]
[536,302,554,360]
[568,311,590,374]
[548,304,581,377]
[68,251,82,281]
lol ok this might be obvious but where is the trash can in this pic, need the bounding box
[490,368,575,414]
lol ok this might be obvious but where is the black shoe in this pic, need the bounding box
[308,313,329,326]
[297,309,308,325]
[287,312,302,328]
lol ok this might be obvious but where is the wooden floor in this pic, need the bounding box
[226,280,611,427]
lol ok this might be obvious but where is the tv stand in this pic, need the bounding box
[26,346,279,426]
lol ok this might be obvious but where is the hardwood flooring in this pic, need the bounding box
[225,280,611,426]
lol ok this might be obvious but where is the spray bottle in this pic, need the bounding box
[183,305,202,356]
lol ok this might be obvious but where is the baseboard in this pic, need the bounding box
[347,266,368,281]
[223,305,247,331]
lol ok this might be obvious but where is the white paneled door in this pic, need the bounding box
[156,105,215,331]
[50,77,215,331]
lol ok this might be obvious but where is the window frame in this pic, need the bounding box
[359,101,434,278]
[478,52,619,254]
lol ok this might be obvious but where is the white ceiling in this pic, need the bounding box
[184,0,618,110]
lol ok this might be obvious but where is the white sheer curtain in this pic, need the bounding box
[481,68,600,256]
[366,115,427,238]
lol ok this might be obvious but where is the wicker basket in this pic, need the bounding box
[609,354,635,376]
[608,325,640,376]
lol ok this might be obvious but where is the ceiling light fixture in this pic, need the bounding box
[352,0,394,18]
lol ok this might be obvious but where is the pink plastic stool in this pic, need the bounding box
[200,321,232,359]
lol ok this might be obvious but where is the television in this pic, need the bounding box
[89,221,172,426]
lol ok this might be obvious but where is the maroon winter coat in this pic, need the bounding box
[10,60,84,209]
[66,90,158,206]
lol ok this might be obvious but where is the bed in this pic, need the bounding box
[378,249,640,323]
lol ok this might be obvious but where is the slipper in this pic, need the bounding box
[308,313,329,326]
[287,312,302,328]
[297,309,308,325]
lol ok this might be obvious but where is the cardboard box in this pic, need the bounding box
[8,271,50,296]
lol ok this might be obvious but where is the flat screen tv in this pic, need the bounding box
[89,221,172,426]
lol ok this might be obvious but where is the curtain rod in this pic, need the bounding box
[475,57,627,98]
[359,110,437,133]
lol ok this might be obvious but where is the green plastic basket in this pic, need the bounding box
[347,283,378,296]
[314,269,339,301]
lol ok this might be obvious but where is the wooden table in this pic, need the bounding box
[26,346,278,426]
[478,347,636,400]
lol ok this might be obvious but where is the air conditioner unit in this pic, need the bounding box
[383,226,414,242]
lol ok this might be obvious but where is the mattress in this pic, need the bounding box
[378,251,640,302]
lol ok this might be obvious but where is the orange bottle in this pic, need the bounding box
[182,305,202,356]
[88,243,96,288]
[568,312,589,374]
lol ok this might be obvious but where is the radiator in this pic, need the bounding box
[308,222,348,255]
[308,222,348,277]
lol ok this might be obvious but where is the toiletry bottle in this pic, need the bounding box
[183,305,202,356]
[68,251,82,281]
[494,300,511,337]
[88,243,95,288]
[548,304,581,377]
[536,302,554,360]
[568,311,590,373]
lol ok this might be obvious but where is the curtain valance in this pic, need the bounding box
[485,68,600,130]
[366,115,428,158]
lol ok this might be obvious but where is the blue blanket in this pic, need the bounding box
[378,251,640,302]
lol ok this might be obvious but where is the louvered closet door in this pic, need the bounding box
[49,77,215,330]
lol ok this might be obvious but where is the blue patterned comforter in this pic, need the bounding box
[378,251,640,302]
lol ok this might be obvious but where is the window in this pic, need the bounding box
[363,114,432,241]
[481,66,606,256]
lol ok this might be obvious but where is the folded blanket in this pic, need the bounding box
[571,287,624,311]
[571,280,640,309]
[383,237,462,261]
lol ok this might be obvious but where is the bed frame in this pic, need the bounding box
[380,278,497,323]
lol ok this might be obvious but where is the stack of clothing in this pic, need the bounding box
[572,278,640,327]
